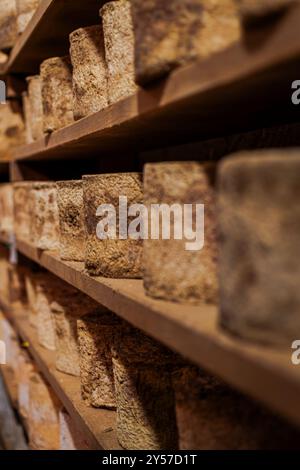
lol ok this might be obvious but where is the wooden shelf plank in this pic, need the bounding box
[0,299,120,450]
[10,3,300,161]
[6,0,107,75]
[1,237,297,429]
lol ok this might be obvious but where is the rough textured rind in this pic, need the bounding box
[22,92,33,144]
[70,25,109,120]
[0,183,13,234]
[101,0,137,105]
[83,173,143,278]
[77,312,120,408]
[51,287,103,377]
[131,0,240,85]
[0,0,17,49]
[218,150,300,347]
[40,56,74,133]
[236,0,297,20]
[2,316,20,381]
[56,180,85,261]
[27,75,44,141]
[13,182,33,241]
[28,371,61,450]
[0,101,25,158]
[175,366,300,449]
[16,0,40,34]
[0,51,8,64]
[24,269,39,327]
[59,409,89,450]
[143,162,218,305]
[112,325,179,450]
[30,182,60,251]
[36,273,59,351]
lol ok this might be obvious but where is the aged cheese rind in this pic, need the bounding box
[0,0,17,49]
[56,180,85,262]
[112,325,179,450]
[27,75,44,141]
[131,0,240,85]
[175,366,300,449]
[218,150,300,347]
[143,162,218,304]
[52,288,103,377]
[16,0,40,34]
[83,173,143,278]
[70,25,108,120]
[30,182,60,251]
[100,0,137,105]
[40,56,74,133]
[77,312,120,408]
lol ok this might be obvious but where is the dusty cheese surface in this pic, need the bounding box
[56,180,85,262]
[28,371,61,450]
[27,75,44,141]
[236,0,297,19]
[0,0,17,49]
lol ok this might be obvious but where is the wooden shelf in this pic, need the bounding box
[0,236,297,429]
[10,3,300,162]
[5,0,107,76]
[0,298,120,450]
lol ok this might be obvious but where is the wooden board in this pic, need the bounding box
[6,0,107,75]
[10,3,300,162]
[0,299,120,450]
[2,237,299,429]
